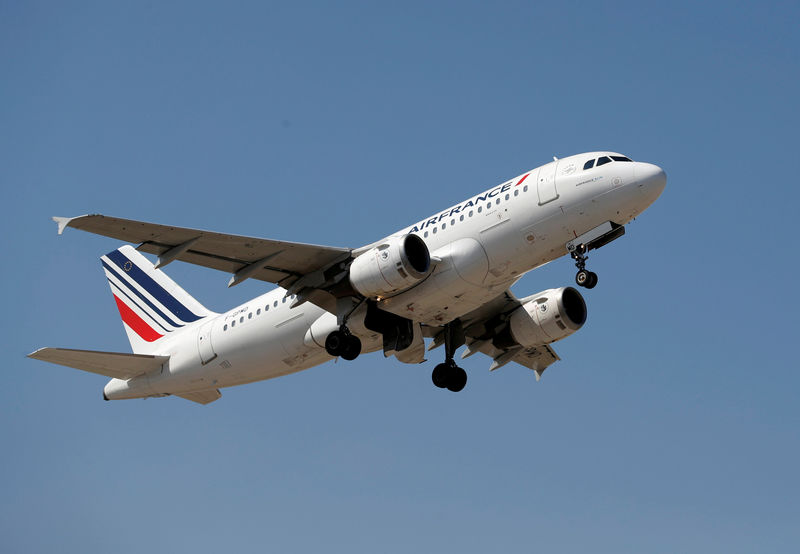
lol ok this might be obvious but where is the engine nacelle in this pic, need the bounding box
[349,234,431,298]
[506,287,587,347]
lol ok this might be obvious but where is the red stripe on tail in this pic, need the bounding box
[113,295,163,342]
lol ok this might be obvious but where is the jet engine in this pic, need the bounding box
[349,234,432,298]
[501,287,587,348]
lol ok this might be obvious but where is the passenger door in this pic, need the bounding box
[197,320,217,365]
[537,161,559,205]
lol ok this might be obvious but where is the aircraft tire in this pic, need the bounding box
[340,335,362,361]
[446,366,467,392]
[325,330,345,357]
[575,270,590,288]
[432,363,449,388]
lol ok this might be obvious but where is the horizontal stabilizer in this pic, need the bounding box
[174,389,221,405]
[28,348,168,380]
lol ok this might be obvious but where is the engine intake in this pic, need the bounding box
[349,234,431,298]
[504,287,587,348]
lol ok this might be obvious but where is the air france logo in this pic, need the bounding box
[408,179,520,233]
[123,261,133,272]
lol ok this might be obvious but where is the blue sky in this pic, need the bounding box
[2,1,798,552]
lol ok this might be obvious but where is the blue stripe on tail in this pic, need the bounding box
[105,249,203,323]
[102,260,184,329]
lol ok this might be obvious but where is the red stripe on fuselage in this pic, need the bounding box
[516,173,530,186]
[113,295,163,342]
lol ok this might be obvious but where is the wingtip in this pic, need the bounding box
[52,215,88,235]
[27,348,46,359]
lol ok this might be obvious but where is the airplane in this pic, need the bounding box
[28,151,666,404]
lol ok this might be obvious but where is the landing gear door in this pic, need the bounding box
[537,161,559,205]
[197,320,217,365]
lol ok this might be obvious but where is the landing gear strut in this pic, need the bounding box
[325,327,362,361]
[570,245,598,289]
[431,321,467,392]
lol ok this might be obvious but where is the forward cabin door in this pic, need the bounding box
[537,161,559,205]
[197,320,217,364]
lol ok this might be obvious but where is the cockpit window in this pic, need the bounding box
[611,155,632,162]
[596,156,612,167]
[583,159,595,170]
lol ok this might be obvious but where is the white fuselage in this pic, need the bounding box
[104,152,666,400]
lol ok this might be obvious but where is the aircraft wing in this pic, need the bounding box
[53,214,352,298]
[28,348,169,380]
[445,290,561,379]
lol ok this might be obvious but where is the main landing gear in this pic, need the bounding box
[325,327,362,361]
[570,245,598,289]
[432,360,467,392]
[431,321,467,392]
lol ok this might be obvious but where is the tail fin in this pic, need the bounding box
[101,245,216,354]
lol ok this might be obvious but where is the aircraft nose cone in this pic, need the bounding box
[636,162,667,204]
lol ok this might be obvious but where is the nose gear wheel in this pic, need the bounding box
[570,245,598,289]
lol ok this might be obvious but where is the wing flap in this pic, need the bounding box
[455,288,562,379]
[28,348,168,380]
[511,345,560,380]
[174,389,221,405]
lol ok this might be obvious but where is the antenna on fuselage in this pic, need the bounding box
[553,156,558,161]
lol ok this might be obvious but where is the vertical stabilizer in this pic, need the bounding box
[100,245,216,354]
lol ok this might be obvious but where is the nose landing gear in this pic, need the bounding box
[571,246,598,289]
[566,221,626,289]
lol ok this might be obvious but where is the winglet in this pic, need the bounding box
[52,215,87,235]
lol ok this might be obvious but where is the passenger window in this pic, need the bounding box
[239,317,244,323]
[442,223,446,230]
[424,231,428,238]
[265,305,269,311]
[477,206,483,213]
[231,320,235,327]
[611,155,632,162]
[505,193,510,200]
[523,185,528,192]
[248,313,252,319]
[433,227,437,234]
[257,309,261,315]
[282,297,286,303]
[273,301,278,307]
[583,159,595,170]
[469,210,473,217]
[514,189,519,197]
[224,324,228,331]
[495,199,500,205]
[596,156,611,166]
[450,219,455,226]
[459,215,464,221]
